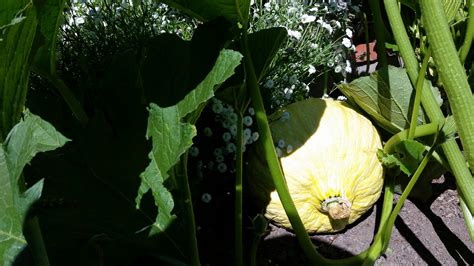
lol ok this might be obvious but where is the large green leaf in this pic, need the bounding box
[338,66,440,134]
[0,111,69,266]
[31,0,66,76]
[136,49,242,235]
[159,0,250,23]
[217,27,287,106]
[0,1,37,140]
[142,19,233,107]
[248,27,287,82]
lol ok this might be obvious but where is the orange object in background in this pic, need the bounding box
[355,41,378,63]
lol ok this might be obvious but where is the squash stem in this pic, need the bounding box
[419,0,474,174]
[459,0,474,65]
[240,27,327,265]
[407,50,430,140]
[177,154,200,266]
[364,141,436,265]
[384,0,474,216]
[234,111,244,266]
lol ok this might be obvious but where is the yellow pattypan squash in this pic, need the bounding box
[247,98,384,233]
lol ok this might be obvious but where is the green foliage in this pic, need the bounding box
[0,1,37,140]
[378,139,426,176]
[0,111,68,266]
[136,49,242,235]
[1,0,472,264]
[250,1,358,110]
[338,66,442,134]
[159,0,250,23]
[31,0,65,76]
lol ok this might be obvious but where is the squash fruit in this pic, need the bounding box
[247,98,384,233]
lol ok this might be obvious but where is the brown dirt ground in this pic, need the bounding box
[257,175,474,265]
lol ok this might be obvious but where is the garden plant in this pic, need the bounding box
[0,0,473,265]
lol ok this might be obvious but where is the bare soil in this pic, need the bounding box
[257,175,474,265]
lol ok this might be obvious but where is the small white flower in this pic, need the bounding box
[230,124,238,136]
[345,60,352,73]
[217,162,227,173]
[287,29,301,39]
[228,112,238,124]
[226,142,236,153]
[243,116,253,126]
[289,74,298,85]
[284,88,293,99]
[346,28,353,38]
[243,128,252,141]
[278,139,286,148]
[201,193,212,203]
[223,132,232,142]
[308,64,316,74]
[334,65,342,73]
[203,127,213,137]
[189,146,199,157]
[213,148,223,157]
[252,132,259,141]
[276,147,283,157]
[345,64,352,74]
[310,43,318,49]
[212,101,224,114]
[248,107,255,116]
[286,144,293,153]
[75,17,85,25]
[264,2,271,11]
[337,95,348,101]
[216,154,225,163]
[264,79,274,88]
[334,21,341,29]
[342,37,352,48]
[301,14,316,24]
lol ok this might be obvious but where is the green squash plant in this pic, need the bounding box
[0,0,473,265]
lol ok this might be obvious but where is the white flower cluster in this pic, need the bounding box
[191,98,259,176]
[250,0,359,110]
[62,0,195,46]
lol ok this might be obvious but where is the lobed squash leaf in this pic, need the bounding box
[31,0,66,76]
[377,139,426,176]
[0,1,37,140]
[0,111,69,266]
[136,49,242,236]
[338,66,442,134]
[158,0,250,23]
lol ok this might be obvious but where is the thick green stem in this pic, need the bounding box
[384,0,474,216]
[365,140,437,265]
[420,0,474,172]
[32,67,89,127]
[384,122,439,154]
[458,189,474,240]
[368,0,388,69]
[408,50,431,140]
[459,0,474,64]
[234,112,243,266]
[241,23,367,266]
[24,217,50,266]
[363,12,371,74]
[240,29,326,265]
[177,155,200,266]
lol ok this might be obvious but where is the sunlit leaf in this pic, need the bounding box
[0,1,37,140]
[0,111,69,266]
[338,66,441,134]
[159,0,250,23]
[137,49,242,235]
